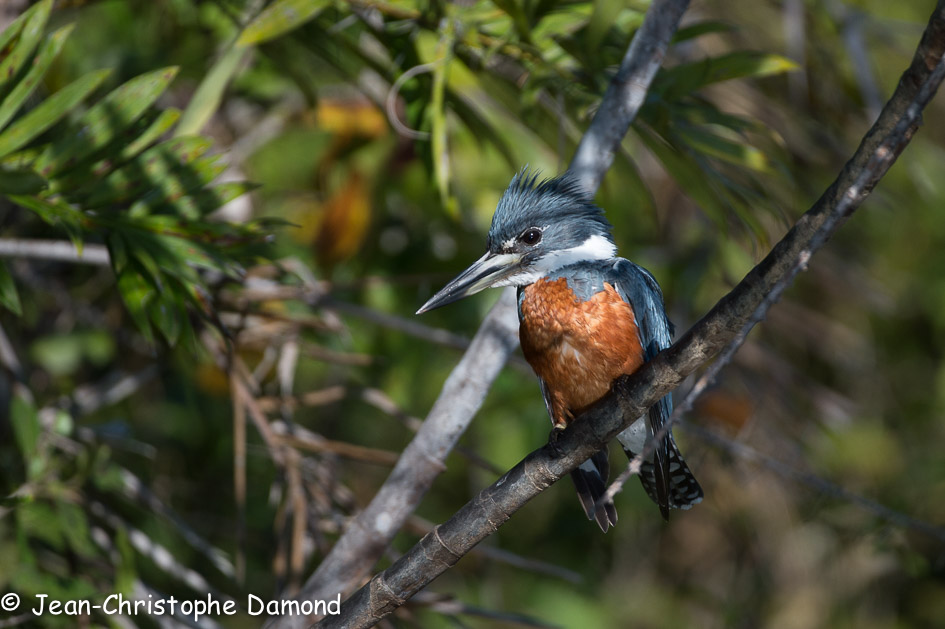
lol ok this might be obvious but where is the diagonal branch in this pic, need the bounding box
[316,3,945,627]
[271,2,694,625]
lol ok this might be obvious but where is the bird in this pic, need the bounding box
[416,170,702,531]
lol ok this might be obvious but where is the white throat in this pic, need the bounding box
[496,234,616,286]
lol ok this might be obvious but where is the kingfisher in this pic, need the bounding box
[417,170,702,531]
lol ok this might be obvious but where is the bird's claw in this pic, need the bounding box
[547,426,566,456]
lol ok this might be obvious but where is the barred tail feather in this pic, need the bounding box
[625,435,703,519]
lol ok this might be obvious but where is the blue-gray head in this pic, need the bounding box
[417,170,616,313]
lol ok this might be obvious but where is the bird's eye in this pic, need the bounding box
[518,228,542,246]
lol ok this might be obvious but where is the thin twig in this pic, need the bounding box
[271,421,401,466]
[256,386,348,412]
[87,501,230,599]
[229,360,287,467]
[70,366,159,416]
[118,469,236,577]
[386,62,439,140]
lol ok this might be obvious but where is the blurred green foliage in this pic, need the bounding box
[1,0,944,628]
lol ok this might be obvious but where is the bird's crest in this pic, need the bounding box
[488,169,611,252]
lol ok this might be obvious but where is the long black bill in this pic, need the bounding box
[416,251,522,314]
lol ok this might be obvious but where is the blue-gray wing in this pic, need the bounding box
[610,258,702,518]
[610,259,674,361]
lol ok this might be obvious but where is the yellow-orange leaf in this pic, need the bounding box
[315,171,371,269]
[314,99,387,139]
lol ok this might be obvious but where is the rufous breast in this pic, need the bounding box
[519,277,644,428]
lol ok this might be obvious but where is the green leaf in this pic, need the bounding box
[17,503,64,550]
[38,66,179,174]
[587,0,624,54]
[29,331,113,376]
[11,393,40,461]
[447,90,516,171]
[490,0,533,43]
[635,123,730,224]
[611,154,657,220]
[117,232,165,288]
[0,24,74,131]
[237,0,330,47]
[671,102,760,134]
[118,107,181,161]
[530,3,591,42]
[147,180,259,219]
[146,280,184,344]
[30,333,84,377]
[0,260,22,315]
[0,165,46,194]
[114,260,155,342]
[79,136,212,208]
[0,68,110,158]
[655,51,798,99]
[672,20,735,43]
[0,145,42,168]
[175,46,248,137]
[46,108,183,193]
[0,494,32,508]
[52,410,73,436]
[675,125,775,173]
[6,194,85,246]
[106,229,129,272]
[0,4,28,57]
[122,220,233,278]
[127,155,228,217]
[0,0,53,99]
[56,502,98,558]
[461,69,580,166]
[113,527,137,594]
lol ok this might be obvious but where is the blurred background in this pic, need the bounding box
[1,0,944,627]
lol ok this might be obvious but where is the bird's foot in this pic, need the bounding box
[547,425,566,456]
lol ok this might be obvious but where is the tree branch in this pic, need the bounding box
[316,3,945,627]
[569,0,692,195]
[0,238,110,266]
[269,2,695,626]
